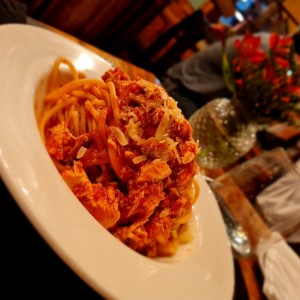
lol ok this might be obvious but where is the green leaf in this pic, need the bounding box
[222,51,236,94]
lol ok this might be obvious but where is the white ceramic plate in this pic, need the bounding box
[0,24,234,299]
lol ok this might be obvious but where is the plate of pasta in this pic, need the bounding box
[0,24,234,299]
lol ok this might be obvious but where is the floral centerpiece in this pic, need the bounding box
[188,29,300,170]
[223,31,300,126]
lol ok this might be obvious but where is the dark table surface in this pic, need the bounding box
[0,179,104,299]
[1,177,251,300]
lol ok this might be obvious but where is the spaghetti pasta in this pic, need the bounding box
[37,57,200,257]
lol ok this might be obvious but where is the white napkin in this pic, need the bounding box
[256,231,300,300]
[256,159,300,242]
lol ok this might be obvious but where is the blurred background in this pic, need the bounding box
[14,0,300,77]
[2,2,300,299]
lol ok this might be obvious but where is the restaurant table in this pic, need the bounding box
[1,19,298,300]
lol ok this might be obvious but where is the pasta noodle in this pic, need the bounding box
[37,57,200,257]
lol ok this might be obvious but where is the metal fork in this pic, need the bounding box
[204,176,252,258]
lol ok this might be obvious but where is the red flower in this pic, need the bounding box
[282,97,290,103]
[210,23,230,44]
[263,65,276,81]
[289,86,300,96]
[269,33,292,57]
[269,33,280,50]
[270,33,292,50]
[275,56,289,68]
[224,31,300,124]
[235,79,243,86]
[234,32,266,65]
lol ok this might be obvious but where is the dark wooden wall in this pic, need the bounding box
[19,0,172,56]
[16,0,217,74]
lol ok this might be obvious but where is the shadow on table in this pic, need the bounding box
[0,179,104,299]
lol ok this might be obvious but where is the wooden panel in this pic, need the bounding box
[21,0,171,55]
[126,8,213,75]
[210,0,235,17]
[136,0,194,49]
